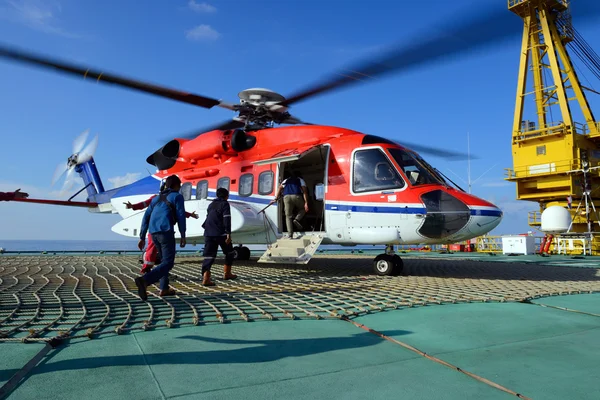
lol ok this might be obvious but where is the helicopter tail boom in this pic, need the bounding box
[75,157,106,200]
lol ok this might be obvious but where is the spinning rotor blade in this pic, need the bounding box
[72,129,90,154]
[78,134,99,164]
[169,114,313,142]
[170,119,246,141]
[61,168,77,195]
[399,141,476,161]
[280,1,600,107]
[51,162,68,186]
[0,44,235,110]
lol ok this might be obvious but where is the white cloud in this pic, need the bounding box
[107,172,141,189]
[0,0,80,38]
[185,24,220,41]
[188,0,216,13]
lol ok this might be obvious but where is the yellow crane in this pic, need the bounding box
[505,0,600,255]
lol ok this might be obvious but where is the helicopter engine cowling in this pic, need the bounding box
[147,129,257,169]
[146,139,181,170]
[178,129,257,162]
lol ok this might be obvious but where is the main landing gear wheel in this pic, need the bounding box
[233,246,251,260]
[373,254,403,276]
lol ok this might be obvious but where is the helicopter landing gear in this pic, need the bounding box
[373,244,403,276]
[233,245,251,261]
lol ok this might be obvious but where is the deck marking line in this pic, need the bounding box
[0,337,66,400]
[341,316,533,400]
[522,299,600,318]
[132,332,167,400]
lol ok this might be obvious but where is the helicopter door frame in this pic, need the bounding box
[275,144,330,235]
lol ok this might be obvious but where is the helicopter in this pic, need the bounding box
[0,4,550,276]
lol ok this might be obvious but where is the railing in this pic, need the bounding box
[505,159,578,179]
[513,122,569,142]
[508,0,569,6]
[508,0,525,7]
[476,236,503,253]
[508,0,570,8]
[528,211,542,225]
[512,120,599,142]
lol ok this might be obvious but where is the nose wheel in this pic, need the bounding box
[373,245,403,276]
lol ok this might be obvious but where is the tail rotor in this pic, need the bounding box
[51,129,99,195]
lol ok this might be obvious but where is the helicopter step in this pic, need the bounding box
[258,233,324,264]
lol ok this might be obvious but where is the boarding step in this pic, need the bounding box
[258,233,325,264]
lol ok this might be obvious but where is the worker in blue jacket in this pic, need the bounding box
[200,187,237,286]
[134,175,187,300]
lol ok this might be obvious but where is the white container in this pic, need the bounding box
[501,235,536,255]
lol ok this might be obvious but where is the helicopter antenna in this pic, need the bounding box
[467,131,471,193]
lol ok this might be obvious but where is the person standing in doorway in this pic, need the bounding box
[134,175,187,300]
[200,187,237,286]
[270,170,309,239]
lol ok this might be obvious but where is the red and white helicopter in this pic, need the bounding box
[0,10,514,275]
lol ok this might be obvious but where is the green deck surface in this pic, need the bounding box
[2,254,600,399]
[3,297,600,399]
[3,318,515,400]
[353,295,600,400]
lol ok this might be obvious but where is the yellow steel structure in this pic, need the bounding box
[505,0,600,254]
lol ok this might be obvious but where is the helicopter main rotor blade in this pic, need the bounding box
[398,140,476,161]
[167,113,315,142]
[280,1,600,107]
[167,119,247,142]
[0,44,236,111]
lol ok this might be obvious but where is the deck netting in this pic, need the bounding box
[1,254,599,343]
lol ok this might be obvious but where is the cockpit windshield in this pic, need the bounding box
[387,148,446,186]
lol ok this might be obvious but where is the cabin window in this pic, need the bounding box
[239,173,254,197]
[258,171,274,195]
[352,148,405,193]
[217,177,230,192]
[387,148,443,186]
[181,182,192,200]
[196,180,208,199]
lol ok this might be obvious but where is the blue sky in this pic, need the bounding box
[0,0,599,240]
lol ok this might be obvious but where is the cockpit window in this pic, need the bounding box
[352,148,405,193]
[387,148,444,186]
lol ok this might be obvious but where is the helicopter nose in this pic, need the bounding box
[417,190,503,241]
[467,205,503,237]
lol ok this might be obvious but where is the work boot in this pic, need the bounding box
[134,277,148,301]
[202,271,215,286]
[159,287,177,296]
[224,265,237,280]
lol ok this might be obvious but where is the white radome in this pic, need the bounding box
[541,206,572,233]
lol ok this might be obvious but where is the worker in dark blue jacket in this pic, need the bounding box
[134,175,187,300]
[200,187,237,286]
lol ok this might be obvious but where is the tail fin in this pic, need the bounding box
[75,157,105,198]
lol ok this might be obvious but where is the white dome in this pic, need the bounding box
[541,206,572,233]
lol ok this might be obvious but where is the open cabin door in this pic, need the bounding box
[254,144,329,264]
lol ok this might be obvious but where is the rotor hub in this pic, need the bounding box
[238,88,286,106]
[67,154,79,167]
